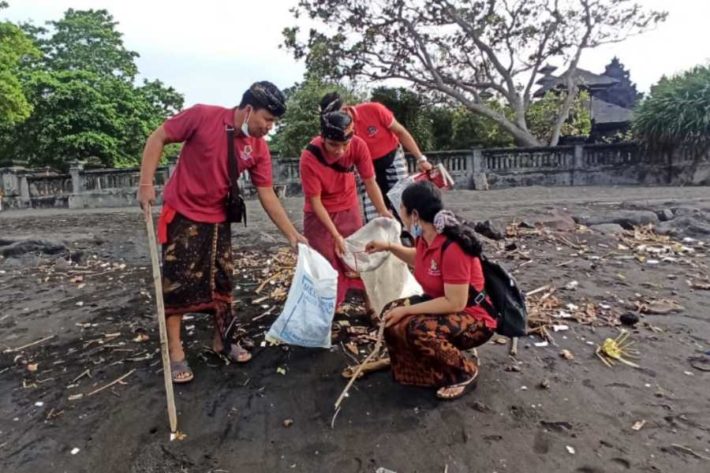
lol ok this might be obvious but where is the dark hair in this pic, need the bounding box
[320,111,353,142]
[320,92,343,114]
[401,181,482,257]
[239,81,286,117]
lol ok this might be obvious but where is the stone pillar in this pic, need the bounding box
[19,174,30,206]
[469,148,488,190]
[69,161,84,194]
[572,144,584,186]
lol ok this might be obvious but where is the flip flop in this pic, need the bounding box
[220,342,252,364]
[170,359,194,384]
[436,369,479,400]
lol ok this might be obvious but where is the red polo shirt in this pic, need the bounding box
[161,104,273,223]
[300,136,375,213]
[348,102,400,160]
[413,234,497,329]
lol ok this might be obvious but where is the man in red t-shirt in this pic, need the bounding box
[319,92,432,222]
[137,81,307,383]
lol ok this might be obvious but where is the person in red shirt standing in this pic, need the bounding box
[319,93,433,223]
[137,81,307,383]
[300,109,392,307]
[366,181,496,400]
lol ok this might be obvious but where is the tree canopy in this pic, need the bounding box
[0,7,183,170]
[0,1,40,127]
[633,65,710,151]
[284,0,666,146]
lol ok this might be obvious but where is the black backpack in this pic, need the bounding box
[442,240,527,338]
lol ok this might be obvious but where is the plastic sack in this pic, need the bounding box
[266,244,338,348]
[387,164,455,219]
[343,218,422,317]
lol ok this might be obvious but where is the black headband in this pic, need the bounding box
[244,82,286,117]
[320,111,353,142]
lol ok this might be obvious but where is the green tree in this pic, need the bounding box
[284,0,665,146]
[526,91,592,144]
[270,77,359,157]
[35,8,138,80]
[0,8,183,169]
[633,65,710,151]
[0,1,40,127]
[370,86,433,150]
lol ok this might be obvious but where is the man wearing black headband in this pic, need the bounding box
[137,81,307,383]
[320,92,432,223]
[299,110,392,309]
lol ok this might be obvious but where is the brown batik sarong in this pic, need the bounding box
[162,212,237,344]
[382,297,494,387]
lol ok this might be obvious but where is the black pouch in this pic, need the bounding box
[225,126,247,225]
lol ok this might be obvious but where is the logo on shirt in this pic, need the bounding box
[428,259,441,277]
[240,144,254,162]
[367,126,378,137]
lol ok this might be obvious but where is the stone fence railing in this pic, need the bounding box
[1,142,708,210]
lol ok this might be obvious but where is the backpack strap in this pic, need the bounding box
[441,239,497,316]
[306,143,355,173]
[226,125,246,226]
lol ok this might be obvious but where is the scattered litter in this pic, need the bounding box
[169,431,187,441]
[534,341,549,348]
[283,419,294,428]
[564,281,579,290]
[552,324,569,332]
[521,386,528,391]
[70,447,80,455]
[34,401,44,407]
[566,446,576,455]
[560,350,574,360]
[632,420,646,431]
[276,367,287,375]
[26,363,38,372]
[596,330,640,368]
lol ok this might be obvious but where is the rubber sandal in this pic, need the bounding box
[221,342,252,364]
[170,359,194,384]
[436,369,479,400]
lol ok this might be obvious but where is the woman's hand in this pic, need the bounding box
[379,209,394,219]
[334,234,347,258]
[365,240,391,254]
[383,305,411,328]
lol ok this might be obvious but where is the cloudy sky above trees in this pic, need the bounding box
[6,0,710,107]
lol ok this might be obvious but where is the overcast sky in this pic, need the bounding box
[5,0,710,108]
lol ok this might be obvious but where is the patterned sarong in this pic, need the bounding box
[382,296,494,387]
[160,210,237,344]
[358,145,409,222]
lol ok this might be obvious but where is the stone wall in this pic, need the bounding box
[1,143,708,210]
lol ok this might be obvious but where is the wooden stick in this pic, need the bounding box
[143,205,179,435]
[3,335,55,354]
[525,285,550,297]
[333,322,386,422]
[87,368,136,396]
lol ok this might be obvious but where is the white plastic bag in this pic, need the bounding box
[386,175,416,220]
[343,218,422,317]
[266,244,338,348]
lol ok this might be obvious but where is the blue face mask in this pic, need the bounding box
[410,222,422,238]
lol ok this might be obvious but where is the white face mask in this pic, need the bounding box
[241,108,252,137]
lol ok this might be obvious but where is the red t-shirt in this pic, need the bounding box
[348,102,400,160]
[300,136,375,213]
[161,104,273,223]
[413,234,497,329]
